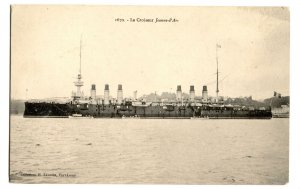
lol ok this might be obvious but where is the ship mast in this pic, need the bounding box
[216,43,221,102]
[74,36,84,99]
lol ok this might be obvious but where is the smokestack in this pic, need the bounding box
[117,84,123,104]
[176,85,182,101]
[91,84,96,99]
[104,84,109,105]
[202,85,208,102]
[189,85,195,101]
[133,91,137,100]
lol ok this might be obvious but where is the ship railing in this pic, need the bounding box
[26,99,72,104]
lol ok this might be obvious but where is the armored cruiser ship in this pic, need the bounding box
[24,43,272,119]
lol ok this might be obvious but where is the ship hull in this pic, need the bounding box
[24,102,272,119]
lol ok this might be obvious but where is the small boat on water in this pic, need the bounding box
[121,115,140,119]
[68,114,94,119]
[190,116,209,120]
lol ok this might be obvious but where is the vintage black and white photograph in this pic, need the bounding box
[9,5,289,184]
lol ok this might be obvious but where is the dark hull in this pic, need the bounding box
[24,102,272,119]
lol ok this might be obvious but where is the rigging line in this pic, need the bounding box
[58,46,78,58]
[219,74,230,83]
[204,74,230,86]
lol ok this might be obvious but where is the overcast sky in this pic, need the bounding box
[11,5,289,100]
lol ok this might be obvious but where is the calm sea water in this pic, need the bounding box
[9,115,289,184]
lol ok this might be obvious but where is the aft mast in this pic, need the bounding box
[216,43,221,103]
